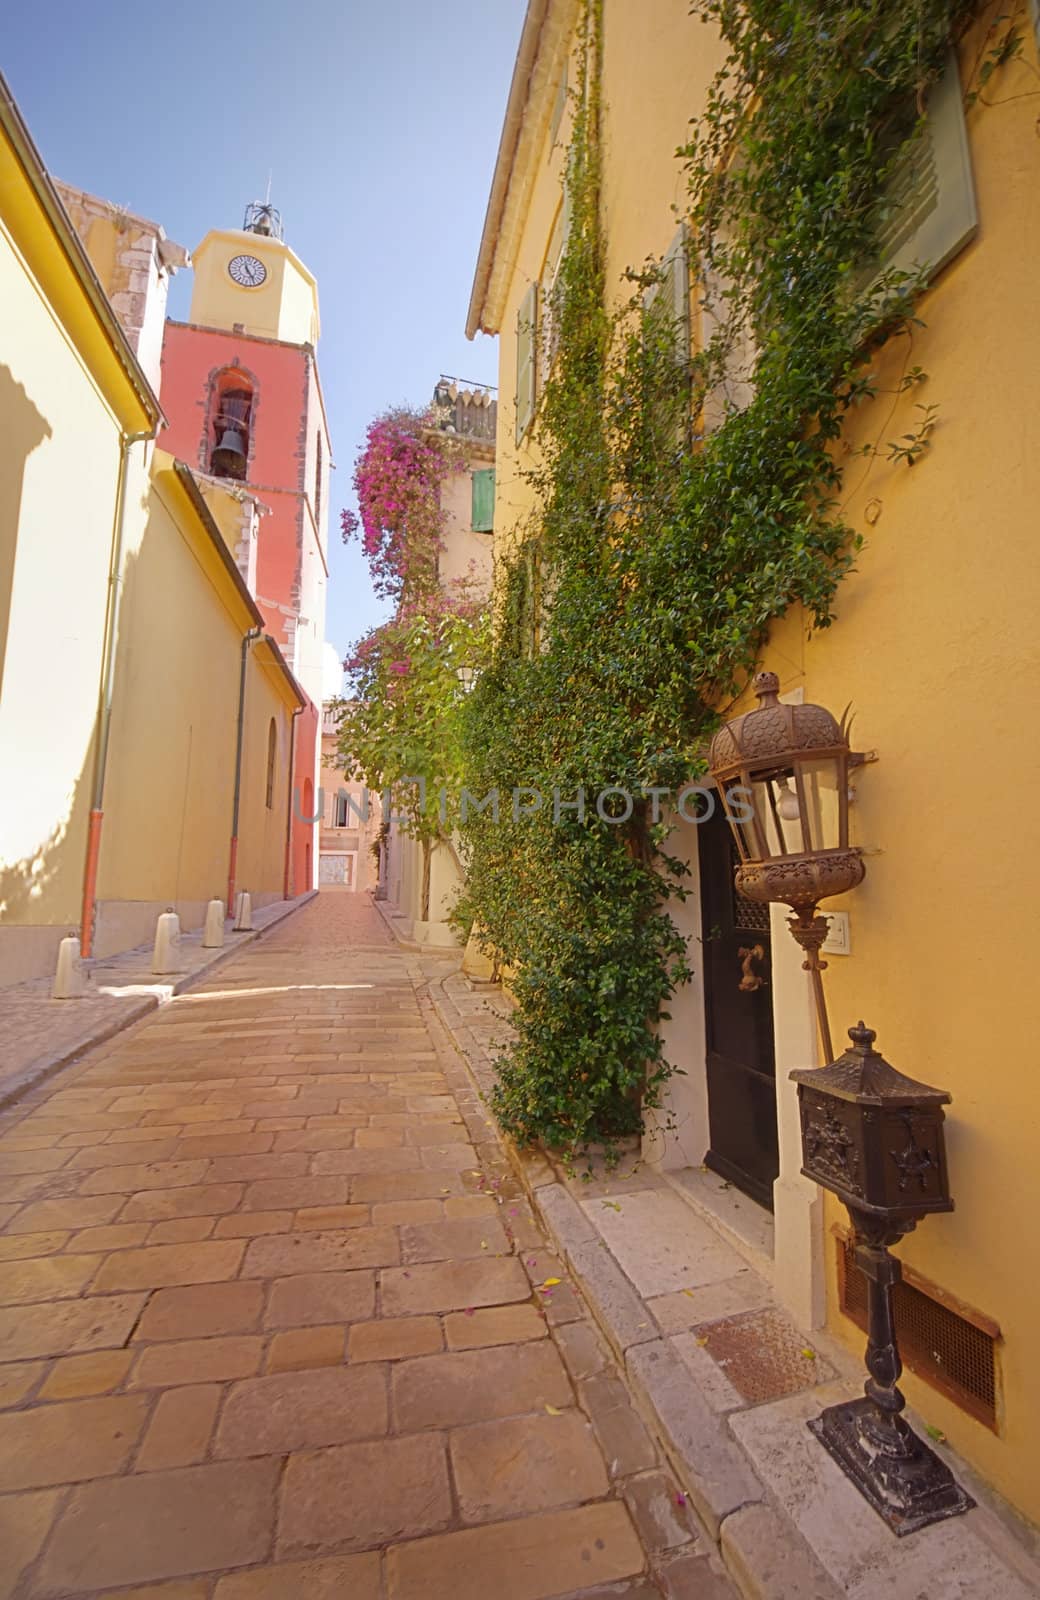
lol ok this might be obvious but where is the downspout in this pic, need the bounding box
[80,429,154,956]
[282,704,303,899]
[227,626,263,911]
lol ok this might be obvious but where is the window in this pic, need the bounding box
[514,281,539,443]
[860,50,977,291]
[210,373,254,481]
[471,468,495,532]
[336,792,349,827]
[315,433,323,530]
[265,718,276,809]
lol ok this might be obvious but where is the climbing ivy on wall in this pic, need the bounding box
[459,0,989,1152]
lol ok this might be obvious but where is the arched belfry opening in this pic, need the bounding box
[210,369,254,481]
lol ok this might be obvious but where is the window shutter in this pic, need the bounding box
[871,51,977,284]
[471,468,495,532]
[664,224,690,362]
[550,61,568,148]
[644,224,690,366]
[515,282,538,443]
[560,171,573,255]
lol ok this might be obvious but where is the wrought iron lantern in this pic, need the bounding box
[791,1022,973,1535]
[708,670,869,1060]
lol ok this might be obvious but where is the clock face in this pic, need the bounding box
[228,254,267,288]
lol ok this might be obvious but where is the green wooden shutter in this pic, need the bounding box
[870,51,977,285]
[471,468,495,532]
[515,281,538,443]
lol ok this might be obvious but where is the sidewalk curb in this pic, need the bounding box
[0,890,318,1113]
[370,895,424,951]
[424,965,845,1600]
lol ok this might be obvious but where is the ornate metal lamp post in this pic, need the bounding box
[709,672,973,1534]
[708,670,868,1061]
[791,1023,974,1534]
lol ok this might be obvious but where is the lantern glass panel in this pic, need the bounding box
[798,757,842,853]
[751,777,788,858]
[722,784,758,859]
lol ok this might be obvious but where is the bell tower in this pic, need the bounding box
[157,201,331,895]
[187,203,320,347]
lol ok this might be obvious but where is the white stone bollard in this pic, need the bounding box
[233,891,253,932]
[152,908,182,974]
[202,898,225,948]
[52,933,88,999]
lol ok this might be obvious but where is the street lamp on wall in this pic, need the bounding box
[709,669,972,1535]
[708,670,869,1061]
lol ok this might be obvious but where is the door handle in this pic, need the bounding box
[738,944,766,992]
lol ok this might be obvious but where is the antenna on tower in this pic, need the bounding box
[265,171,272,206]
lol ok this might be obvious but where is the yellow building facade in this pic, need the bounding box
[469,2,1040,1526]
[0,77,304,986]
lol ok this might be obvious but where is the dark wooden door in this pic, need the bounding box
[698,804,779,1209]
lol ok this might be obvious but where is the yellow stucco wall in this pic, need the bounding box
[479,0,1040,1524]
[233,643,296,909]
[762,21,1040,1513]
[437,451,496,595]
[95,459,295,949]
[0,98,301,983]
[0,117,152,983]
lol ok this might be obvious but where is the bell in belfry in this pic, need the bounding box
[211,426,248,479]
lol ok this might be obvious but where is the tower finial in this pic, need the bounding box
[243,200,283,240]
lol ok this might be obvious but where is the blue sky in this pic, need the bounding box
[3,0,524,672]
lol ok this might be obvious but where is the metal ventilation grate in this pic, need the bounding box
[730,840,772,932]
[837,1236,999,1431]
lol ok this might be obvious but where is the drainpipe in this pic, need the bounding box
[282,704,303,899]
[80,429,154,956]
[228,626,263,911]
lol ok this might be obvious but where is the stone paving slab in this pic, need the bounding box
[0,891,734,1599]
[0,893,317,1110]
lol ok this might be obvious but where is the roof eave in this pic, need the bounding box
[0,71,165,430]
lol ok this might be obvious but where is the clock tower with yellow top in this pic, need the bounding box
[158,203,330,895]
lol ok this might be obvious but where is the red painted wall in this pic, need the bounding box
[159,323,311,659]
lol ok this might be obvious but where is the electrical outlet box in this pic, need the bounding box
[822,911,851,956]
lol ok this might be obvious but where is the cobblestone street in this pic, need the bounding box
[0,893,733,1598]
